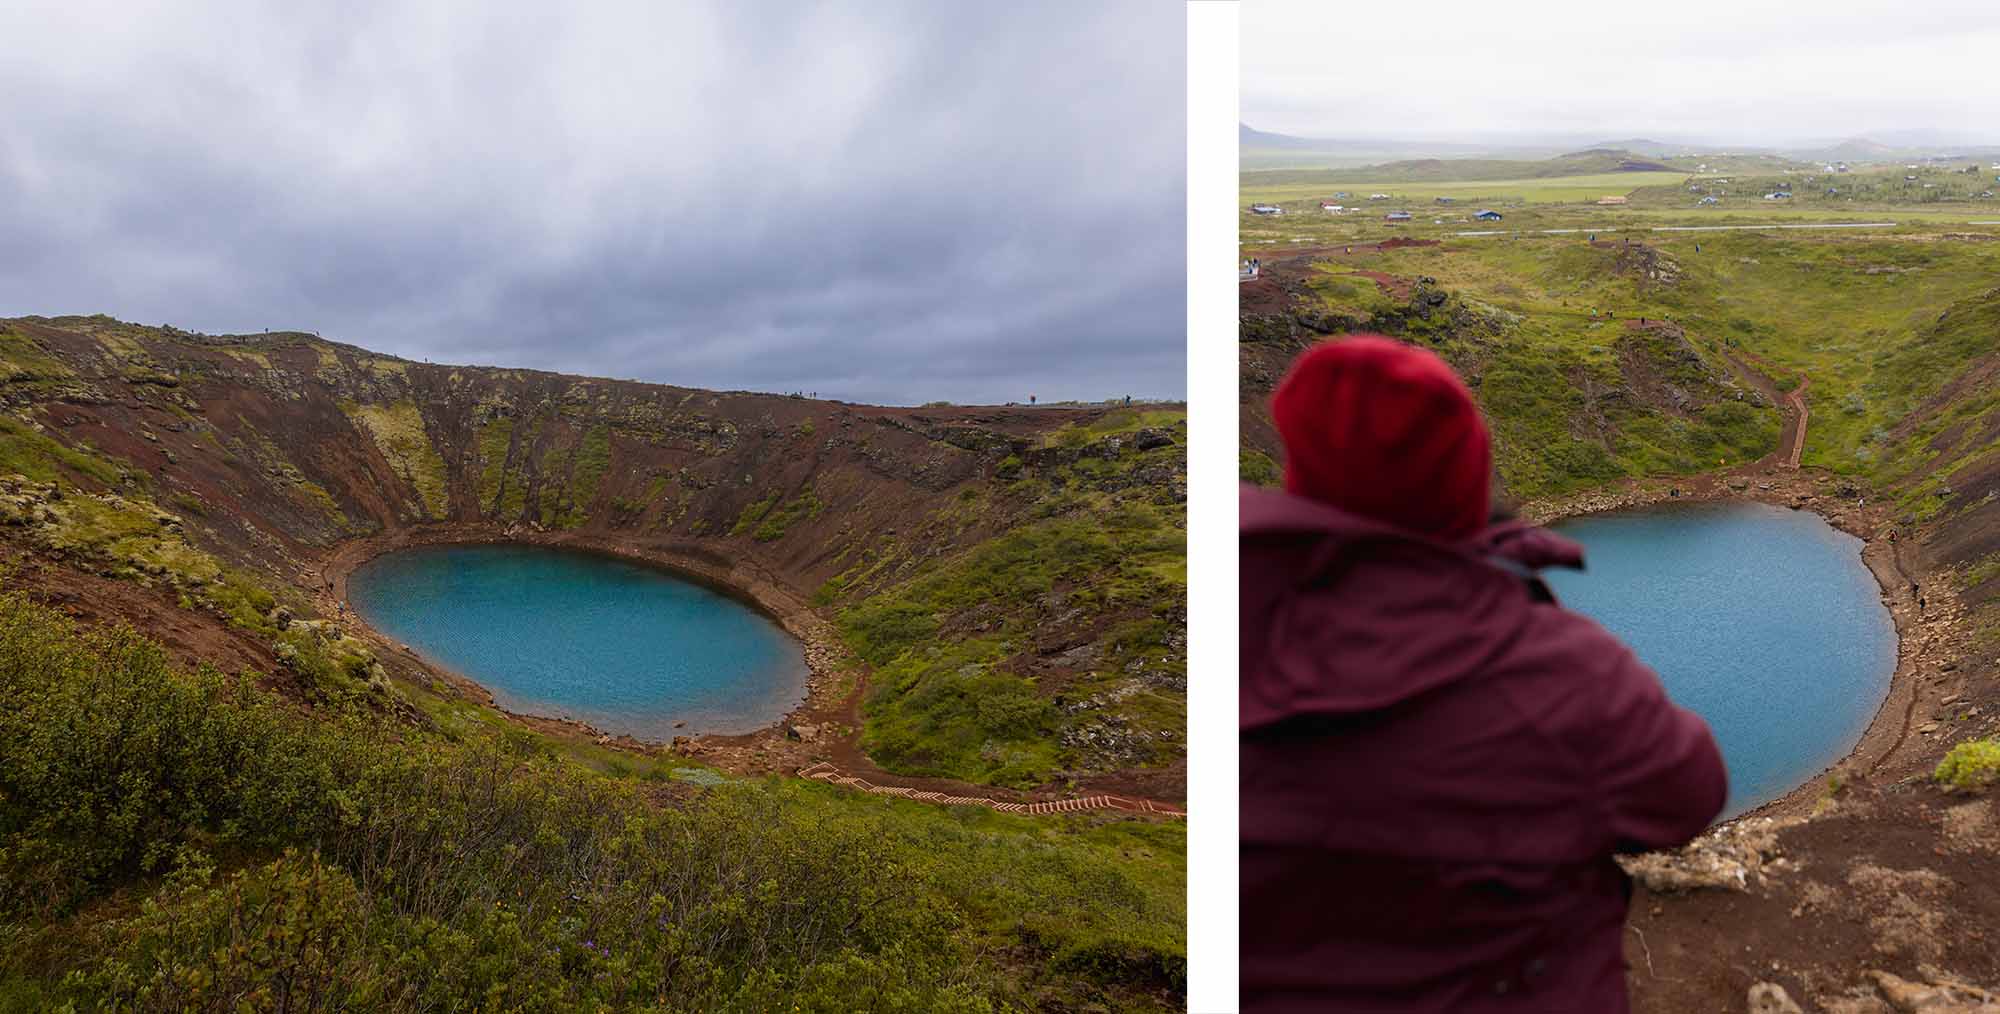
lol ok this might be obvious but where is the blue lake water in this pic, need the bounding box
[348,544,810,739]
[1544,501,1896,816]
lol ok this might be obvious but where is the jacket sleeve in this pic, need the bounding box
[1588,635,1729,852]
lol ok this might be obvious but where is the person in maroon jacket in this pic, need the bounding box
[1241,336,1727,1013]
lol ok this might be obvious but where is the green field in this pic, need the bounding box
[1243,170,1691,207]
[1242,158,2000,249]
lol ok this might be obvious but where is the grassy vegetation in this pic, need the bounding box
[0,326,89,399]
[1245,216,2000,501]
[1241,164,2000,252]
[840,501,1184,787]
[0,590,1184,1012]
[1245,169,1690,208]
[751,489,823,542]
[1239,449,1279,486]
[342,400,450,519]
[1045,409,1186,449]
[532,423,613,530]
[0,417,127,488]
[475,417,514,516]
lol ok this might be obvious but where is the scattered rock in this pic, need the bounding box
[1941,800,1996,852]
[1619,816,1803,892]
[1867,969,2000,1012]
[1750,981,1805,1014]
[785,722,821,743]
[1132,428,1175,451]
[1847,864,1953,962]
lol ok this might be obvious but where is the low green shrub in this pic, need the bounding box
[0,590,1184,1011]
[1935,737,2000,792]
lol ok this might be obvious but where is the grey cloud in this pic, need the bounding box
[0,0,1185,406]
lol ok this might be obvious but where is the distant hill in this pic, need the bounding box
[1245,148,1698,185]
[1240,123,1322,149]
[1237,123,1561,170]
[1585,138,1685,158]
[1817,137,1902,160]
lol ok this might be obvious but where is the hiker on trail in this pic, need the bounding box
[1345,245,1351,254]
[1241,336,1726,1014]
[1029,394,1036,405]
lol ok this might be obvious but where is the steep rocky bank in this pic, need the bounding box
[0,314,1188,800]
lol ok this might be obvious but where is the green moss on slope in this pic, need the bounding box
[841,503,1184,786]
[342,400,450,519]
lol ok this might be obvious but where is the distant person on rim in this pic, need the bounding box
[1240,335,1726,1013]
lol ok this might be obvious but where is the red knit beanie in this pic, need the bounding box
[1271,335,1492,541]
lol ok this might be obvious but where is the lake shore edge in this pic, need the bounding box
[318,522,850,757]
[1522,462,1953,830]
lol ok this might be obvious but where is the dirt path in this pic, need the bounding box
[796,762,1184,818]
[1717,349,1809,470]
[1782,374,1810,468]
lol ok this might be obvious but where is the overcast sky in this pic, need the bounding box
[1244,0,2000,147]
[0,2,1184,406]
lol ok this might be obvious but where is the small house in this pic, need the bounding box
[1698,196,1720,205]
[1320,202,1346,212]
[1368,193,1390,200]
[1249,204,1283,216]
[1763,191,1790,200]
[1384,211,1413,222]
[1596,195,1629,206]
[1332,191,1351,198]
[1474,209,1503,221]
[1905,175,1919,181]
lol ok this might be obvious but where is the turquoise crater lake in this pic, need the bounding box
[1543,501,1896,817]
[348,544,810,739]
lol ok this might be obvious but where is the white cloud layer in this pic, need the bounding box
[1244,0,2000,146]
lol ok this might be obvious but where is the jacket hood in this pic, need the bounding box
[1240,483,1587,729]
